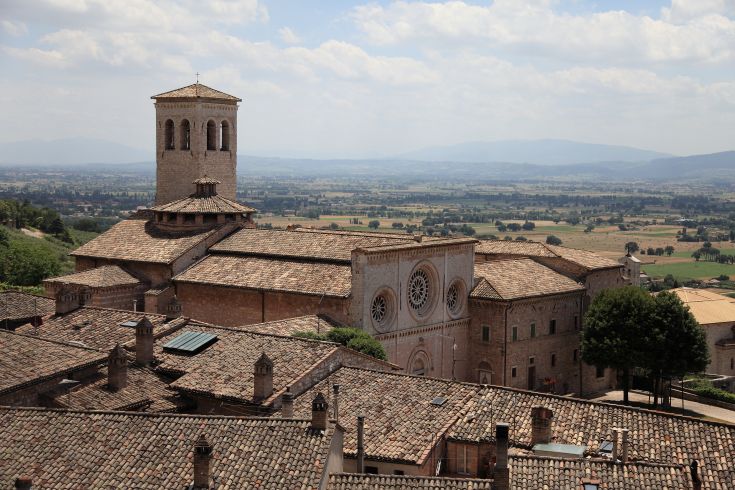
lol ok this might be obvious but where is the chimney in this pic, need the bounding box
[612,428,620,461]
[193,435,213,490]
[253,352,274,401]
[107,343,128,391]
[14,477,32,490]
[311,392,328,431]
[494,422,510,490]
[356,414,365,473]
[55,287,80,315]
[620,428,629,463]
[332,384,340,423]
[690,461,702,490]
[135,317,154,366]
[282,387,294,419]
[530,406,553,445]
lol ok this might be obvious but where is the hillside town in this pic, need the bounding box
[0,83,733,488]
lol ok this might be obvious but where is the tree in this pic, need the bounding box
[655,247,665,256]
[646,247,655,255]
[664,245,674,256]
[581,286,653,404]
[507,223,522,232]
[522,221,535,231]
[292,327,387,361]
[391,222,404,229]
[645,291,709,407]
[624,242,639,254]
[368,220,380,230]
[328,222,340,230]
[546,235,562,246]
[584,224,595,233]
[692,250,701,261]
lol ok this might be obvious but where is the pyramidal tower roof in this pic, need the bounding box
[151,83,241,102]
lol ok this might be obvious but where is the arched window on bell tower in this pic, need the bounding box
[220,120,230,151]
[206,120,217,151]
[180,119,191,150]
[164,119,174,150]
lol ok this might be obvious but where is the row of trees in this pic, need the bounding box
[582,287,708,407]
[624,242,674,256]
[0,199,72,242]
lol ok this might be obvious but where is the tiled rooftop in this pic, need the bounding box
[150,194,256,214]
[155,323,341,404]
[16,307,188,351]
[471,258,585,300]
[0,407,335,489]
[0,291,54,322]
[44,265,142,288]
[173,255,352,297]
[328,473,493,489]
[546,244,622,270]
[287,367,476,465]
[0,330,106,396]
[210,228,417,263]
[475,240,621,271]
[507,456,693,490]
[151,83,241,101]
[53,364,183,412]
[71,218,224,264]
[669,288,735,325]
[238,314,341,336]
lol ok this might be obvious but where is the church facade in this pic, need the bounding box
[53,83,628,395]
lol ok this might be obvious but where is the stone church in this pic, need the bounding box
[46,83,629,396]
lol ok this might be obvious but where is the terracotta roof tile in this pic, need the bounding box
[475,240,557,257]
[471,259,584,300]
[15,307,188,351]
[71,218,224,264]
[0,407,335,489]
[0,291,54,322]
[174,255,352,297]
[211,228,418,263]
[238,314,342,336]
[44,265,142,288]
[546,244,622,270]
[669,287,735,325]
[0,330,106,395]
[287,367,476,464]
[150,194,256,214]
[328,473,493,489]
[151,83,241,101]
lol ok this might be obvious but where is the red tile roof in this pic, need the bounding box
[44,265,142,288]
[151,83,241,102]
[471,258,585,300]
[0,291,54,322]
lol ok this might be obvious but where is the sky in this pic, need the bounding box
[1,0,734,159]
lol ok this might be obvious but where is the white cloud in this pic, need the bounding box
[1,20,28,37]
[278,27,301,45]
[662,0,735,23]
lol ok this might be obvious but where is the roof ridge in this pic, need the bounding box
[172,320,344,346]
[508,454,686,469]
[1,328,107,353]
[330,472,491,482]
[60,305,168,318]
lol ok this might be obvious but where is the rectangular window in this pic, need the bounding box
[530,323,536,338]
[574,316,579,330]
[551,353,556,367]
[511,366,517,378]
[596,365,605,378]
[365,466,379,474]
[529,356,535,365]
[573,349,578,362]
[549,319,557,335]
[482,325,490,343]
[512,326,518,341]
[457,445,469,474]
[393,470,405,475]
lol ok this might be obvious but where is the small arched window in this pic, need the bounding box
[164,119,174,150]
[206,120,217,151]
[180,119,191,150]
[220,120,230,150]
[412,358,425,376]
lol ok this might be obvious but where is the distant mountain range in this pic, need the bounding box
[0,137,732,182]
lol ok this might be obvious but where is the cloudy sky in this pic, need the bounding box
[1,0,734,158]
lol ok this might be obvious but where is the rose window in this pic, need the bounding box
[408,269,430,312]
[371,295,388,324]
[447,283,459,314]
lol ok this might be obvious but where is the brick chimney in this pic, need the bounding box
[107,343,128,391]
[135,317,154,366]
[14,477,32,490]
[253,352,273,401]
[494,422,509,490]
[356,414,365,473]
[620,428,629,463]
[332,384,340,423]
[54,287,80,315]
[281,387,294,419]
[311,392,328,431]
[193,435,213,490]
[530,406,553,445]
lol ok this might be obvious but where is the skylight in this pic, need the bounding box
[430,396,447,406]
[162,331,218,354]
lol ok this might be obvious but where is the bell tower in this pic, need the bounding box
[151,83,241,205]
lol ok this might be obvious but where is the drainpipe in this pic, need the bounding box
[356,414,365,473]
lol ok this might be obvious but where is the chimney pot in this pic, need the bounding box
[107,343,128,391]
[620,428,629,463]
[531,406,553,445]
[134,317,154,366]
[332,384,340,423]
[14,477,32,490]
[356,414,365,473]
[311,392,328,431]
[253,352,274,401]
[282,387,294,419]
[193,435,213,489]
[494,422,510,490]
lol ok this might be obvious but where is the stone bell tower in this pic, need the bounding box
[151,83,241,205]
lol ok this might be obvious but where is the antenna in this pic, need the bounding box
[196,72,200,83]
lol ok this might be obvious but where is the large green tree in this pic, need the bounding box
[581,286,653,404]
[645,291,709,407]
[293,327,387,361]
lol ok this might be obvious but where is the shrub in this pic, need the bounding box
[546,235,562,246]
